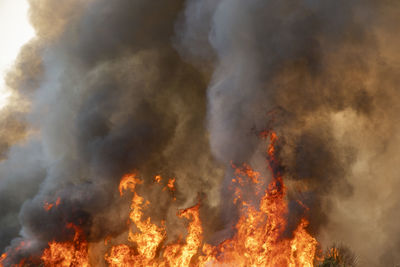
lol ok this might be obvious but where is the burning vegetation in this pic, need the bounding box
[1,132,340,266]
[2,0,400,266]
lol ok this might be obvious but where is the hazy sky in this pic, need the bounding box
[0,0,34,109]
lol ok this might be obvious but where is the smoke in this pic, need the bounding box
[1,0,400,266]
[0,0,222,264]
[176,0,400,265]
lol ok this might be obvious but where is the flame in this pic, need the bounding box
[328,247,340,261]
[38,199,91,267]
[106,173,166,266]
[154,175,162,183]
[163,177,177,201]
[106,174,203,267]
[38,193,81,266]
[41,223,89,267]
[17,131,318,266]
[44,197,61,211]
[166,178,176,191]
[0,252,7,267]
[193,132,316,267]
[104,131,317,266]
[290,219,318,266]
[44,202,54,212]
[163,204,202,267]
[0,241,30,267]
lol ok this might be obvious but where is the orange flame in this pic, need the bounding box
[106,173,166,266]
[163,204,202,267]
[25,131,318,266]
[0,241,30,267]
[43,202,54,211]
[41,223,89,267]
[162,177,177,201]
[43,197,61,212]
[163,177,176,193]
[154,175,162,183]
[104,131,317,266]
[167,178,176,191]
[105,173,205,266]
[0,252,7,267]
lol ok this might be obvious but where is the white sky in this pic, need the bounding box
[0,0,35,109]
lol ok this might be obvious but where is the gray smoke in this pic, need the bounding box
[0,0,222,265]
[176,0,400,266]
[1,0,400,266]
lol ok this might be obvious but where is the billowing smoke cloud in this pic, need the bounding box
[0,0,223,264]
[1,0,400,266]
[176,0,400,266]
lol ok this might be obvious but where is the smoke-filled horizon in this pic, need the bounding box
[1,0,400,266]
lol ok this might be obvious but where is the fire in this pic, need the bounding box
[41,223,89,267]
[104,131,317,266]
[39,197,90,266]
[0,252,7,267]
[44,197,61,211]
[14,131,318,266]
[43,202,54,211]
[122,174,165,263]
[290,219,318,266]
[154,175,162,183]
[106,174,202,266]
[163,204,202,267]
[162,177,177,201]
[106,173,165,266]
[166,178,176,191]
[0,241,30,267]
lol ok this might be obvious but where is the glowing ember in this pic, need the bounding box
[43,197,61,211]
[162,177,177,201]
[163,177,176,193]
[0,252,7,267]
[154,175,162,183]
[167,178,175,191]
[0,241,30,267]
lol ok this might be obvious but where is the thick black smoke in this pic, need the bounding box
[1,0,400,266]
[0,0,222,265]
[176,0,400,265]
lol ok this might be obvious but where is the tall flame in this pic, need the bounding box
[198,131,318,267]
[104,131,318,266]
[16,131,318,266]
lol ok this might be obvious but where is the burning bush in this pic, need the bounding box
[318,244,357,267]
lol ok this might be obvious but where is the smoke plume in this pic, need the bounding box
[1,0,400,266]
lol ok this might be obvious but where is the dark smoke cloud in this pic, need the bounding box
[0,0,222,265]
[176,0,400,265]
[1,0,400,266]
